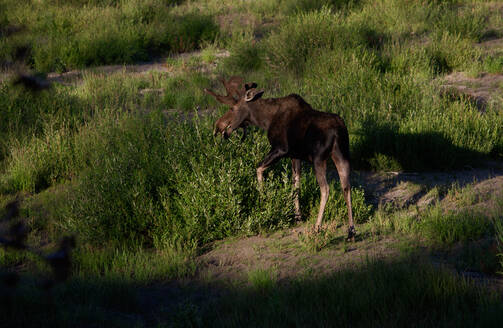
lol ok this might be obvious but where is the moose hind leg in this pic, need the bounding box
[331,151,355,241]
[314,159,329,230]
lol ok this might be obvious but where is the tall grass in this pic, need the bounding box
[3,255,501,328]
[202,257,503,327]
[370,197,497,247]
[0,0,218,72]
[495,209,503,275]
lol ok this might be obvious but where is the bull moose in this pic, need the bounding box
[205,77,356,241]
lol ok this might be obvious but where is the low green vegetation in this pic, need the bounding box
[1,0,503,326]
[3,254,501,328]
[496,210,503,274]
[0,0,218,72]
[202,257,503,328]
[371,202,495,246]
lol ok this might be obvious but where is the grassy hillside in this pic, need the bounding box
[1,0,503,326]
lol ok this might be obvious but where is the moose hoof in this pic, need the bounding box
[347,226,356,242]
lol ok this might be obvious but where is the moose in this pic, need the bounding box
[205,77,356,241]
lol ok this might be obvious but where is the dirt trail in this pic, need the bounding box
[46,60,172,85]
[1,49,230,86]
[197,229,401,283]
[355,161,503,209]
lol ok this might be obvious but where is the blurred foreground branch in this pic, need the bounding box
[0,199,75,289]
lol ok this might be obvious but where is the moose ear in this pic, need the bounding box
[245,82,258,91]
[244,89,264,102]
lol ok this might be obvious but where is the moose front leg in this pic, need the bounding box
[292,159,301,221]
[240,126,248,142]
[256,148,287,187]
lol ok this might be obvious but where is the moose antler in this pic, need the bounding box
[204,76,245,106]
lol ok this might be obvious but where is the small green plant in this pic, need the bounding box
[495,215,503,275]
[248,267,278,291]
[483,55,503,74]
[298,220,342,252]
[200,45,218,64]
[223,39,263,72]
[170,299,202,328]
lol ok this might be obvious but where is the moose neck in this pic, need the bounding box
[247,99,277,131]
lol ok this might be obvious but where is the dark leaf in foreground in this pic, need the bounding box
[8,222,28,250]
[1,272,20,288]
[3,200,20,221]
[45,236,76,283]
[12,74,51,91]
[0,222,28,250]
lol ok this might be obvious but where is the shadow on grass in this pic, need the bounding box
[0,275,144,328]
[2,253,502,327]
[201,256,503,328]
[351,120,492,171]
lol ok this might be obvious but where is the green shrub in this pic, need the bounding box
[264,8,341,74]
[424,32,482,74]
[63,111,171,249]
[223,39,263,73]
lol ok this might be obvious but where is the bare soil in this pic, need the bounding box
[440,37,503,110]
[355,161,503,210]
[197,228,401,283]
[441,71,503,110]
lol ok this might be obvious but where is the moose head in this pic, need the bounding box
[204,77,262,139]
